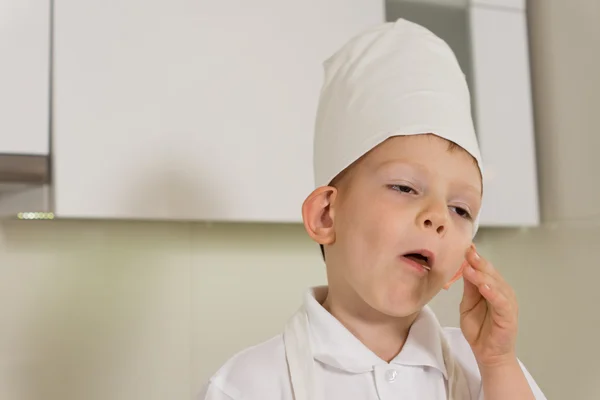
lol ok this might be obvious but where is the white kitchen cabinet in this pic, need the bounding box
[471,0,525,10]
[387,0,539,226]
[0,0,50,210]
[52,0,385,221]
[469,4,539,226]
[18,0,537,226]
[0,0,50,156]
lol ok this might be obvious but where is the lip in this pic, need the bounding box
[400,249,436,270]
[402,249,435,269]
[400,256,431,274]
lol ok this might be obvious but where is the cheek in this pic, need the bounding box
[335,194,396,260]
[440,237,472,278]
[456,218,475,237]
[354,198,401,250]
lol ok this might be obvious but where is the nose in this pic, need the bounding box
[417,200,449,236]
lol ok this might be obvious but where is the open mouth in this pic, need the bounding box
[402,252,432,271]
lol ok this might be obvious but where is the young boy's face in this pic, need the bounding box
[326,134,482,317]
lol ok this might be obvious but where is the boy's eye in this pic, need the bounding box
[390,184,417,194]
[450,206,472,220]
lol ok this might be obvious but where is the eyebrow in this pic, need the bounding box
[375,159,426,172]
[375,159,429,176]
[453,182,482,198]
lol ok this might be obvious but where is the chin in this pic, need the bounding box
[367,285,426,318]
[378,302,423,318]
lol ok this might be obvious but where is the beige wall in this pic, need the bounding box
[0,221,326,400]
[1,0,599,399]
[2,221,598,400]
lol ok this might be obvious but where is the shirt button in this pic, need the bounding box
[385,369,398,382]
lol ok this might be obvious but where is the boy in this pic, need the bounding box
[200,19,546,399]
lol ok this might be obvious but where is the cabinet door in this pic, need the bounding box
[0,0,50,155]
[471,0,525,10]
[53,0,384,221]
[470,5,540,226]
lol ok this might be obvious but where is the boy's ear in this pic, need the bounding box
[443,260,469,290]
[302,186,337,246]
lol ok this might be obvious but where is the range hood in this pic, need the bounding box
[0,154,52,218]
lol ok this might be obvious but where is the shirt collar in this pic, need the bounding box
[304,286,447,378]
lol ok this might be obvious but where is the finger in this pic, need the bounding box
[477,282,514,319]
[462,263,494,287]
[463,249,515,302]
[463,265,513,319]
[462,263,506,301]
[466,246,503,281]
[460,274,482,314]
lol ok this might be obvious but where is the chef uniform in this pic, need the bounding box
[199,287,545,400]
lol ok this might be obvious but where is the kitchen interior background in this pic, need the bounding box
[1,0,599,399]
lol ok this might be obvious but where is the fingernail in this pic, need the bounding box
[484,283,491,291]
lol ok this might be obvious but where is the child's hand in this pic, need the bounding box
[459,246,519,368]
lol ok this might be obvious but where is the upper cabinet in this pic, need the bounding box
[0,0,50,155]
[0,0,50,201]
[51,0,385,221]
[387,0,539,226]
[469,4,539,226]
[3,0,539,227]
[471,0,525,10]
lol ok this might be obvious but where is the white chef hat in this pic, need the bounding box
[313,18,484,235]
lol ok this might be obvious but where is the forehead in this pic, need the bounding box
[339,134,482,193]
[369,134,474,164]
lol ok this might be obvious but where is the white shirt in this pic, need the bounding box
[199,287,546,400]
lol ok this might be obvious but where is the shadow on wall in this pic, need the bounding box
[122,156,227,221]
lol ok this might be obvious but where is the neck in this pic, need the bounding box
[321,286,419,363]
